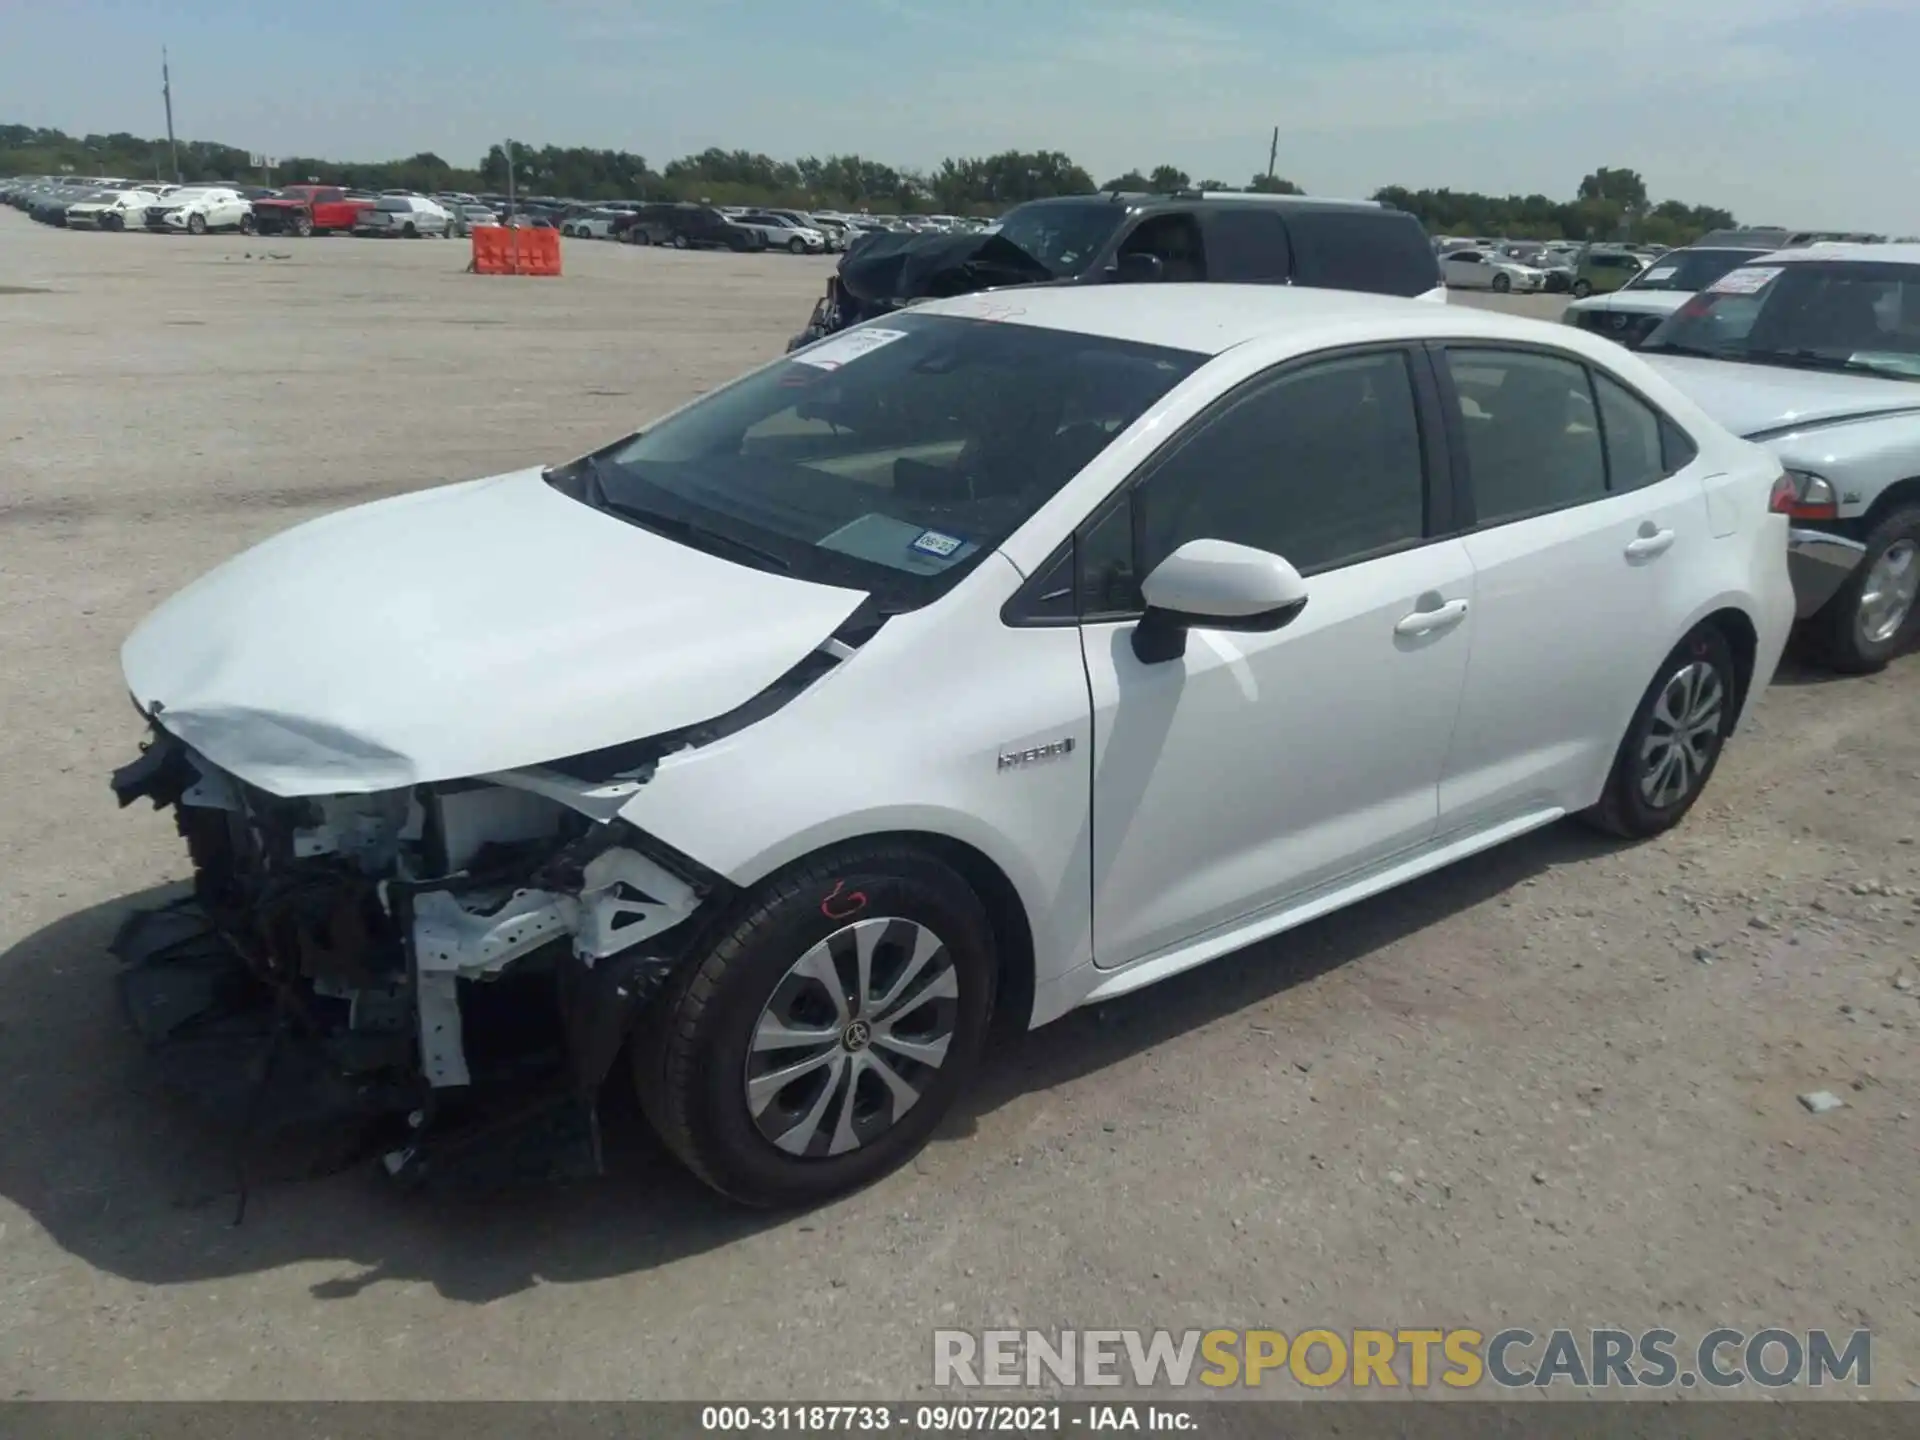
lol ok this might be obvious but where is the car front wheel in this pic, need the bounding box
[1572,279,1593,298]
[635,844,997,1208]
[1584,624,1737,839]
[186,213,207,236]
[1812,507,1920,673]
[1491,272,1511,293]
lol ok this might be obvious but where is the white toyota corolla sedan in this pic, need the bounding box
[111,286,1795,1206]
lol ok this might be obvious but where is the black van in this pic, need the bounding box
[623,203,768,252]
[791,191,1444,348]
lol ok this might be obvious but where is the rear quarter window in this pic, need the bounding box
[1288,211,1442,297]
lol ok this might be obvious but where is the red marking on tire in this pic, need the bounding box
[821,880,868,920]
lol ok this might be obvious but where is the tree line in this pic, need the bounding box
[2,124,1737,243]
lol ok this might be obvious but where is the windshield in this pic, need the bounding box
[1642,260,1920,381]
[548,313,1204,607]
[1626,248,1770,294]
[993,200,1128,277]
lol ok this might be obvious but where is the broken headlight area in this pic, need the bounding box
[108,726,730,1190]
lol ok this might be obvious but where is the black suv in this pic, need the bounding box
[622,203,769,252]
[791,191,1444,349]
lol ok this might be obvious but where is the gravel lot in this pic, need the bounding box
[1,212,1916,1401]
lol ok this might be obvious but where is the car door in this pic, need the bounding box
[1431,344,1716,831]
[1444,251,1486,288]
[1078,346,1476,970]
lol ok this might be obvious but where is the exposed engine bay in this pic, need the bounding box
[109,724,732,1189]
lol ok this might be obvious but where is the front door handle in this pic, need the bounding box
[1624,528,1676,560]
[1394,598,1470,636]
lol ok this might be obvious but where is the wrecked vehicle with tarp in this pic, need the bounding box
[789,191,1447,351]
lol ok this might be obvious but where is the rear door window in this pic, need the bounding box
[1201,209,1293,283]
[1291,212,1443,296]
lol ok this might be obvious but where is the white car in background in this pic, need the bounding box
[65,188,164,231]
[146,187,254,235]
[110,286,1792,1206]
[736,210,830,253]
[1443,248,1547,293]
[356,194,453,237]
[1563,243,1781,349]
[1639,244,1920,671]
[561,209,627,240]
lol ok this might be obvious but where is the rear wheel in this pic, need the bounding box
[672,233,690,249]
[402,221,418,238]
[1584,624,1737,839]
[1572,278,1593,298]
[238,212,256,235]
[1810,507,1920,673]
[634,844,996,1208]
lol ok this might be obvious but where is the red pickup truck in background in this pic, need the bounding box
[250,184,372,237]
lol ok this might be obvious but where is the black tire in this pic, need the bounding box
[239,212,256,235]
[729,233,748,252]
[1572,279,1593,298]
[1809,506,1920,674]
[102,212,123,232]
[671,233,690,250]
[634,843,998,1208]
[293,212,314,237]
[402,221,418,238]
[1584,624,1738,839]
[1491,271,1511,293]
[788,236,807,255]
[187,213,207,236]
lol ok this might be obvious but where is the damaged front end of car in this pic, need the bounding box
[108,721,733,1189]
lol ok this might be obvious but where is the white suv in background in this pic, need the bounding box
[1442,248,1547,293]
[147,187,253,235]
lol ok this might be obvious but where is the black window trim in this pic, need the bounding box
[1003,341,1455,627]
[1426,339,1699,534]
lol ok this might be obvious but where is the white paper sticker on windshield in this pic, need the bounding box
[1707,266,1783,295]
[790,327,909,370]
[1642,266,1677,282]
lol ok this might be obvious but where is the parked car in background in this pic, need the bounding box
[792,191,1444,348]
[560,209,627,240]
[251,184,372,237]
[736,211,829,254]
[146,187,254,235]
[108,285,1793,1206]
[1571,248,1647,298]
[29,185,104,225]
[1563,242,1782,349]
[622,202,768,251]
[1442,248,1547,293]
[1640,244,1920,670]
[64,188,165,230]
[448,204,500,237]
[355,195,453,238]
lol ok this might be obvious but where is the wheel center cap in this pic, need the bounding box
[841,1019,871,1052]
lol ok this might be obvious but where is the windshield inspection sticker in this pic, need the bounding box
[1707,266,1783,295]
[910,528,966,559]
[790,327,910,371]
[1641,266,1677,283]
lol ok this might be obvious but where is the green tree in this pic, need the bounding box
[1246,172,1303,194]
[1148,165,1190,192]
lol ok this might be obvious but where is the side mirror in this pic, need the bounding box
[1111,252,1165,283]
[1131,539,1309,664]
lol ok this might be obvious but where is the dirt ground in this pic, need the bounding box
[1,211,1916,1401]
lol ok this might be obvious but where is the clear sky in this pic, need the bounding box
[6,0,1917,232]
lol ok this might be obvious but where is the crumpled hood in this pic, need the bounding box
[1642,355,1920,441]
[836,229,1054,308]
[122,469,869,796]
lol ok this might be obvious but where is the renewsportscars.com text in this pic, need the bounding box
[933,1327,1872,1391]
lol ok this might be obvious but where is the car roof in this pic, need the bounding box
[1752,243,1920,267]
[912,283,1580,358]
[1018,191,1388,217]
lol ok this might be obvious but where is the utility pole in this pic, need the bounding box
[1266,126,1279,182]
[161,48,181,184]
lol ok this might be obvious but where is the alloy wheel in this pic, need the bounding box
[1638,660,1725,808]
[1857,538,1919,646]
[744,917,959,1158]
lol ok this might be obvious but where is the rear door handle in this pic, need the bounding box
[1395,598,1470,636]
[1625,528,1676,560]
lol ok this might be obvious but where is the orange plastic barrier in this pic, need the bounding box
[469,225,562,277]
